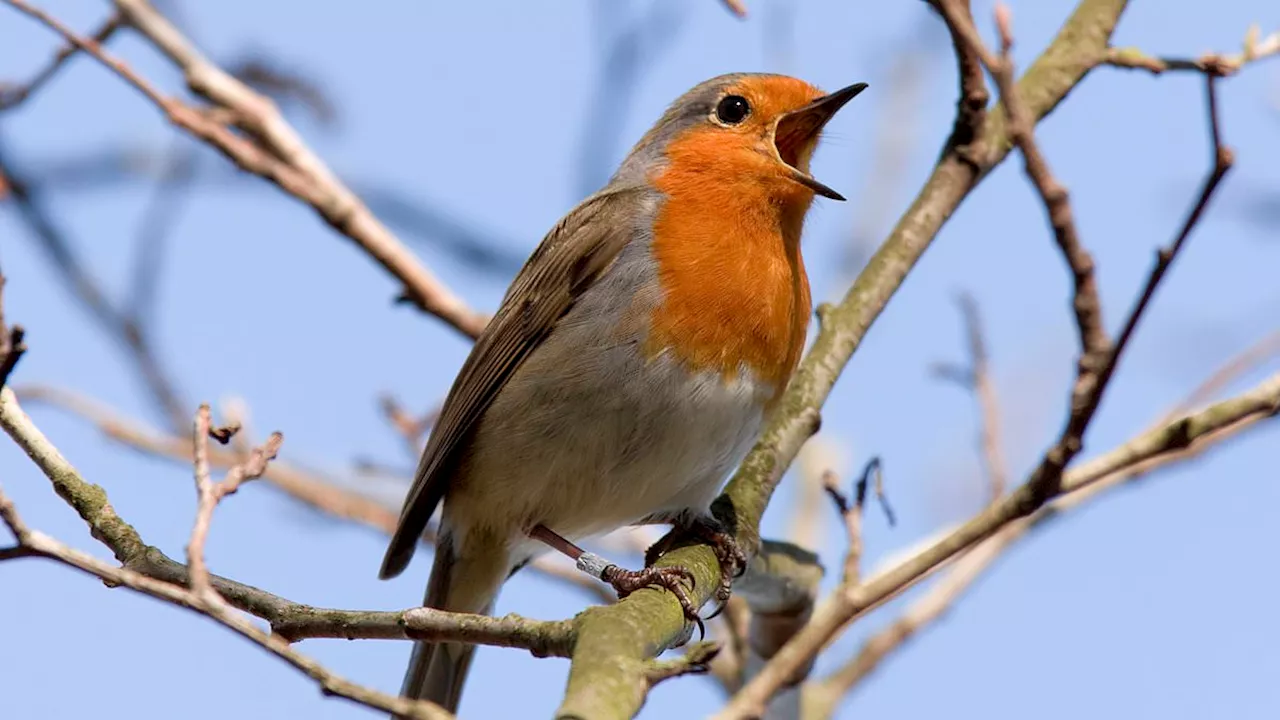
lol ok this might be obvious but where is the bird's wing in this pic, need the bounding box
[379,185,649,579]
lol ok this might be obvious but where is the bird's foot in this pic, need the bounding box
[599,564,704,638]
[645,515,746,617]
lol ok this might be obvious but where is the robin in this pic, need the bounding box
[379,72,865,714]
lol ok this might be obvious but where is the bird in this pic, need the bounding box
[379,72,865,715]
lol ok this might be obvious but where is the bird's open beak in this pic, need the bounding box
[773,82,867,201]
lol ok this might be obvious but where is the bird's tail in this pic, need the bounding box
[396,531,508,717]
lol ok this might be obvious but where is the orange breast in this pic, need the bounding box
[644,132,813,395]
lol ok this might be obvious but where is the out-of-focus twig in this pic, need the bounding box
[1164,330,1280,420]
[3,0,487,337]
[933,293,1008,501]
[0,11,121,111]
[0,142,188,429]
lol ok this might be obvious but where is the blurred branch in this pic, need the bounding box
[0,140,189,430]
[933,293,1008,501]
[577,2,682,197]
[2,0,488,337]
[0,11,121,111]
[124,138,198,325]
[720,0,748,19]
[1164,330,1280,420]
[841,31,931,275]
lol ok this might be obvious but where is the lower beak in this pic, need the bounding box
[774,82,867,201]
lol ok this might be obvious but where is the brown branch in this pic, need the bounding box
[188,404,283,602]
[927,0,990,153]
[989,5,1109,360]
[0,11,121,110]
[2,0,486,338]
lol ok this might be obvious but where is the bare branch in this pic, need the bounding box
[936,293,1008,500]
[2,0,486,337]
[987,6,1109,360]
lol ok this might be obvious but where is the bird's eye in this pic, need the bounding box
[715,95,751,125]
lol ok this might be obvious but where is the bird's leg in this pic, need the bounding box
[528,524,702,632]
[643,512,746,615]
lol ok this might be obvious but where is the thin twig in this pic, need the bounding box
[935,293,1009,501]
[1105,26,1280,76]
[1164,330,1280,421]
[0,11,122,110]
[989,5,1109,360]
[188,404,282,602]
[927,0,991,155]
[0,145,187,429]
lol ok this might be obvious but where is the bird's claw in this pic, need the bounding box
[600,564,705,639]
[644,516,746,621]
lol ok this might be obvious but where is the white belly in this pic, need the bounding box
[445,346,771,546]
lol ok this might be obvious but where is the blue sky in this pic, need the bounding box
[2,1,1278,718]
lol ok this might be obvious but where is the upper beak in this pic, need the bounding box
[774,82,867,201]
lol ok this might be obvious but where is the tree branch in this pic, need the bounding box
[0,387,575,657]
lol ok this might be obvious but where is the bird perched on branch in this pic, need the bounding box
[379,72,864,714]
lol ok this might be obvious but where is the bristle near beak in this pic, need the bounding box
[773,82,867,201]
